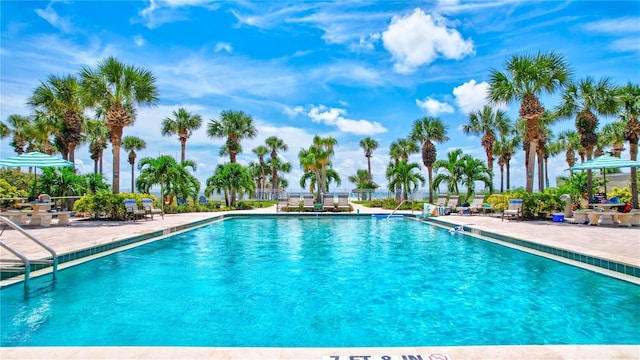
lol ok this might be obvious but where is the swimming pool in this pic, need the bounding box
[1,217,639,347]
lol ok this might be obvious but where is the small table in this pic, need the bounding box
[17,202,52,226]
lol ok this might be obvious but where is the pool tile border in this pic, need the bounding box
[420,216,640,280]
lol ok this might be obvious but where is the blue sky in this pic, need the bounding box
[1,0,639,194]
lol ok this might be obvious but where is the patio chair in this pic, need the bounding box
[337,193,350,212]
[445,195,460,213]
[37,194,52,203]
[198,195,208,205]
[141,198,163,219]
[276,197,289,212]
[456,195,485,215]
[434,194,447,215]
[124,199,147,221]
[302,194,315,211]
[502,199,523,221]
[323,194,336,211]
[287,194,301,212]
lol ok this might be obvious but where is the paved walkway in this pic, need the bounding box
[1,204,639,359]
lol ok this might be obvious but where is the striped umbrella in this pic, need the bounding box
[0,152,75,196]
[569,154,640,197]
[0,152,75,168]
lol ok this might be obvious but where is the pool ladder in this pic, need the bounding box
[0,216,58,290]
[387,199,414,220]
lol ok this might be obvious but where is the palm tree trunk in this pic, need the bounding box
[111,128,123,194]
[427,167,433,203]
[537,149,544,192]
[180,139,187,163]
[131,162,135,193]
[630,140,638,209]
[526,141,536,193]
[506,160,511,191]
[500,165,504,193]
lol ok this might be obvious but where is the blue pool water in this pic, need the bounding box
[1,217,639,347]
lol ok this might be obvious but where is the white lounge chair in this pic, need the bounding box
[456,195,485,215]
[302,194,315,211]
[287,194,301,212]
[323,194,336,211]
[337,193,350,212]
[445,195,460,213]
[502,199,523,221]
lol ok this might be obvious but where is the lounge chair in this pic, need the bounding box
[337,193,350,212]
[434,194,447,215]
[124,199,147,221]
[456,195,485,215]
[323,194,336,211]
[276,197,289,212]
[502,199,523,221]
[302,194,315,211]
[141,198,163,219]
[287,194,301,212]
[445,195,460,213]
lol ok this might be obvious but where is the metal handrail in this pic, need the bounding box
[0,240,31,288]
[0,216,58,287]
[387,199,414,220]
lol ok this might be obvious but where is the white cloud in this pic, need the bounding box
[381,8,474,73]
[34,2,74,33]
[137,0,219,29]
[582,17,640,34]
[307,106,387,135]
[416,97,455,116]
[452,79,489,114]
[134,35,146,47]
[215,42,233,53]
[283,105,305,117]
[349,33,381,53]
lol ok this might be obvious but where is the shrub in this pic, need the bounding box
[608,186,632,203]
[0,179,28,208]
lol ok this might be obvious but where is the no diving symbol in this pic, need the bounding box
[429,355,450,360]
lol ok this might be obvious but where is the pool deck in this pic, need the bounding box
[1,204,639,359]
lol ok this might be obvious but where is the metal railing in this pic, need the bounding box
[0,216,58,290]
[387,199,414,220]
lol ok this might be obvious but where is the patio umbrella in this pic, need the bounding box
[0,151,75,196]
[568,154,640,197]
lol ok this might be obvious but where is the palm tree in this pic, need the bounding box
[206,163,255,207]
[28,74,85,162]
[29,111,58,155]
[536,110,558,191]
[207,110,257,164]
[252,145,269,199]
[265,136,288,199]
[80,56,159,193]
[432,149,464,196]
[600,121,626,158]
[83,119,109,175]
[488,51,571,193]
[161,108,202,163]
[459,154,492,198]
[0,121,9,139]
[359,137,378,179]
[6,114,32,155]
[389,138,419,200]
[556,130,581,172]
[493,126,520,193]
[298,135,337,201]
[137,155,199,205]
[462,105,509,186]
[386,160,425,201]
[556,76,618,200]
[265,156,291,198]
[617,82,640,209]
[409,116,449,204]
[122,136,146,193]
[348,169,377,201]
